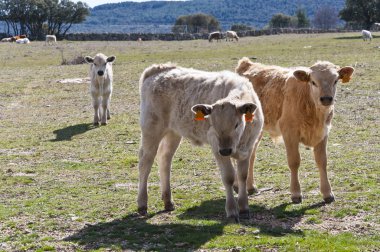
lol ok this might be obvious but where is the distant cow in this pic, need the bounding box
[15,38,30,44]
[208,31,222,42]
[236,57,354,204]
[84,53,116,126]
[226,30,239,41]
[11,35,27,42]
[45,35,57,45]
[137,63,263,220]
[1,37,12,42]
[362,30,372,41]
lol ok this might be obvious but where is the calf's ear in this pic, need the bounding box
[191,104,213,115]
[338,66,355,84]
[84,56,94,64]
[237,103,257,114]
[107,56,116,63]
[293,70,310,82]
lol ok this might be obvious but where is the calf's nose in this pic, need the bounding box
[320,96,333,106]
[97,70,104,76]
[219,148,232,156]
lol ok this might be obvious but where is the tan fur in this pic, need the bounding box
[236,57,354,203]
[137,63,264,220]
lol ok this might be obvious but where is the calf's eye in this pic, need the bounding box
[235,123,239,129]
[311,81,317,86]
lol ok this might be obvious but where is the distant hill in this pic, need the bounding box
[71,0,346,33]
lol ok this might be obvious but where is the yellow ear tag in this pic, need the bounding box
[194,110,205,121]
[245,113,254,123]
[342,75,350,83]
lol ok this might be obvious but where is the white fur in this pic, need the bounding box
[85,53,115,125]
[137,63,264,220]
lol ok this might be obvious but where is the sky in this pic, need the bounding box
[83,0,187,8]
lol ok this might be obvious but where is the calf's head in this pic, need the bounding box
[293,62,354,107]
[192,102,257,156]
[85,53,116,77]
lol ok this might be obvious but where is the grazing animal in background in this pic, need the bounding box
[208,31,222,42]
[84,53,116,126]
[236,57,354,204]
[1,37,12,42]
[137,63,264,220]
[10,35,27,42]
[15,38,30,44]
[137,37,142,44]
[373,23,380,31]
[361,30,372,41]
[45,35,57,45]
[226,30,239,41]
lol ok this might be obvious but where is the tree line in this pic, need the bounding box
[172,0,380,33]
[0,0,89,40]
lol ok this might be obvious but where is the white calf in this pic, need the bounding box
[45,35,57,45]
[362,30,372,41]
[137,63,264,221]
[84,53,116,126]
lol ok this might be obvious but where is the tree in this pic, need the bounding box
[0,0,89,39]
[269,13,292,28]
[47,0,89,39]
[313,5,339,29]
[295,8,310,28]
[340,0,380,29]
[172,13,220,33]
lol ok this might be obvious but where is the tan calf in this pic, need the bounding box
[236,57,354,203]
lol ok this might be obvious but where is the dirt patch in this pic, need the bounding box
[296,214,380,235]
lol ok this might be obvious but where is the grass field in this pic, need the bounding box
[0,33,379,251]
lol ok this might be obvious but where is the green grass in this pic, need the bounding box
[0,33,379,251]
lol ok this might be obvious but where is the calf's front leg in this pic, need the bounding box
[283,135,302,203]
[101,92,111,125]
[314,136,334,203]
[236,158,250,218]
[92,95,100,126]
[215,155,239,221]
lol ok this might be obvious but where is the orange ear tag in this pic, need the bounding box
[245,113,254,123]
[194,110,205,121]
[342,75,350,83]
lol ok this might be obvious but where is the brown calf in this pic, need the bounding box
[236,57,354,203]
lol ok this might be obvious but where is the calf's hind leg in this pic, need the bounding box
[137,126,164,215]
[157,131,182,211]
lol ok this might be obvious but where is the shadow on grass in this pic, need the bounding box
[334,35,380,40]
[50,123,96,142]
[65,199,326,250]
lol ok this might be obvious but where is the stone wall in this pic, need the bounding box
[63,28,358,41]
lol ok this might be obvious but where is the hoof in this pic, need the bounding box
[107,116,111,120]
[101,122,107,126]
[138,206,148,216]
[164,202,175,212]
[239,210,251,219]
[291,196,302,204]
[324,195,335,204]
[93,122,99,126]
[247,186,258,195]
[227,215,240,223]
